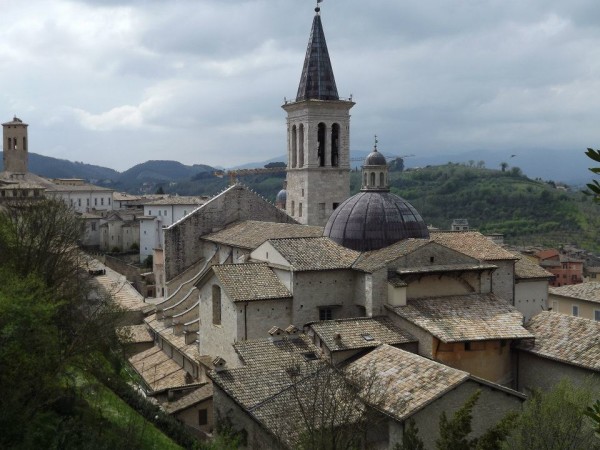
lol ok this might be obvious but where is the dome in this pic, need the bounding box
[276,189,287,203]
[324,191,429,252]
[364,149,387,166]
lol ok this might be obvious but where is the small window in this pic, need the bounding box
[572,305,579,317]
[78,198,81,207]
[91,223,96,232]
[164,210,167,216]
[158,210,161,216]
[595,310,600,322]
[95,198,98,206]
[302,351,319,361]
[198,409,208,426]
[464,342,472,351]
[212,285,222,325]
[101,198,104,206]
[291,201,295,216]
[333,202,339,210]
[319,308,333,321]
[299,203,303,217]
[301,188,305,197]
[86,198,90,206]
[361,333,375,342]
[108,198,111,205]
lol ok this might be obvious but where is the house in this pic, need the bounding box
[99,211,141,253]
[548,282,600,320]
[516,312,600,393]
[513,255,553,321]
[534,249,584,287]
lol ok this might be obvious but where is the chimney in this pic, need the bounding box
[285,324,300,338]
[213,356,227,373]
[269,326,286,342]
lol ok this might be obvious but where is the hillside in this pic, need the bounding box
[115,160,215,192]
[381,164,600,252]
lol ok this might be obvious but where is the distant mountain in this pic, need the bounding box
[0,151,119,182]
[114,160,216,192]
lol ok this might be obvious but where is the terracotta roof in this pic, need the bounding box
[307,317,416,352]
[205,220,323,250]
[345,345,469,420]
[267,237,360,271]
[212,263,292,302]
[518,312,600,372]
[389,293,533,343]
[129,346,197,393]
[514,256,553,280]
[534,249,559,261]
[430,231,518,261]
[549,282,600,304]
[234,335,322,367]
[163,384,213,414]
[352,239,430,272]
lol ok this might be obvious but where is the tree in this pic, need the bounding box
[503,379,598,450]
[584,148,600,202]
[155,185,165,195]
[436,390,481,450]
[584,400,600,437]
[395,419,424,450]
[500,162,509,172]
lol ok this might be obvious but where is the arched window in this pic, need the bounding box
[212,285,221,325]
[317,123,326,167]
[379,172,384,187]
[370,172,375,187]
[298,124,304,168]
[363,172,367,186]
[7,138,12,150]
[291,125,297,168]
[23,137,27,151]
[331,123,340,167]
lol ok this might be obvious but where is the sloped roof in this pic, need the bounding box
[129,346,195,393]
[352,238,430,272]
[142,196,206,206]
[234,335,321,367]
[213,263,292,302]
[117,324,153,344]
[389,293,533,343]
[267,237,360,271]
[430,231,518,261]
[517,312,600,372]
[549,282,600,304]
[308,316,416,352]
[345,345,469,421]
[163,384,213,414]
[205,220,323,250]
[515,256,553,280]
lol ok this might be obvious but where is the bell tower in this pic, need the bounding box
[282,5,354,226]
[2,116,29,173]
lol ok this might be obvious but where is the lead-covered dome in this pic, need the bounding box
[364,149,387,166]
[324,191,429,252]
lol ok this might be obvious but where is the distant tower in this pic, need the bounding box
[2,116,29,173]
[282,6,354,226]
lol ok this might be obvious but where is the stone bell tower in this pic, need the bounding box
[282,5,354,226]
[2,116,29,173]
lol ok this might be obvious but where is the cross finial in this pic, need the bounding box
[374,135,378,151]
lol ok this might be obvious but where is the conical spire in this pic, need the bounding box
[296,7,339,101]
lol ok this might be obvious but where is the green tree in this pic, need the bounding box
[155,185,165,195]
[436,390,481,450]
[500,162,509,172]
[395,419,424,450]
[584,148,600,202]
[584,400,600,436]
[503,379,598,450]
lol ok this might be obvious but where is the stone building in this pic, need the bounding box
[547,281,600,321]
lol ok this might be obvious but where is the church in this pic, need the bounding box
[124,5,597,448]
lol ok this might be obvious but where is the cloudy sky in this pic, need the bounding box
[1,0,600,172]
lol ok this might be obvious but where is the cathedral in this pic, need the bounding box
[123,5,597,449]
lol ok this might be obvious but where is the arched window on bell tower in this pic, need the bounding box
[331,123,340,167]
[317,122,326,167]
[298,124,304,167]
[291,125,297,168]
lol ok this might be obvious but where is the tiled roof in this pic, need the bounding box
[267,237,360,271]
[352,239,429,272]
[308,317,416,352]
[213,263,292,302]
[205,220,323,250]
[388,274,408,288]
[345,345,469,420]
[117,324,153,344]
[549,282,600,304]
[430,231,518,261]
[234,335,322,367]
[395,263,497,276]
[518,312,600,372]
[163,384,213,414]
[129,346,197,393]
[142,196,207,206]
[514,256,553,280]
[389,293,533,343]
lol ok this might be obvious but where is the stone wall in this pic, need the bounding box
[491,259,515,304]
[514,279,548,321]
[164,185,296,281]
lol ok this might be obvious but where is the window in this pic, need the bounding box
[319,308,333,321]
[299,203,303,217]
[317,123,326,167]
[333,203,339,210]
[91,223,96,231]
[331,123,340,167]
[148,210,152,215]
[94,198,97,206]
[108,198,111,205]
[595,310,600,322]
[301,188,304,197]
[291,125,297,168]
[298,124,304,168]
[86,198,90,206]
[198,409,208,426]
[101,198,104,206]
[291,201,295,216]
[572,305,579,317]
[158,210,161,216]
[164,210,167,216]
[212,285,222,325]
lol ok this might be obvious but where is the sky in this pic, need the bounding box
[2,0,600,172]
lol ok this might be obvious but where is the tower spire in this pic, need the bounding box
[296,5,339,101]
